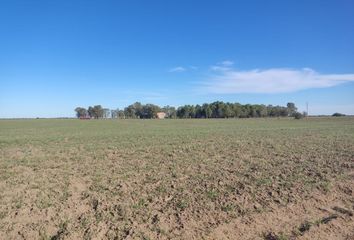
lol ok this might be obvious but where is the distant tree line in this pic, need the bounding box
[332,112,346,117]
[175,102,299,118]
[75,102,306,119]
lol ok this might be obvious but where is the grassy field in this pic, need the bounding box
[0,118,353,239]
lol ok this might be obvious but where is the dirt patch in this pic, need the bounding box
[207,180,354,240]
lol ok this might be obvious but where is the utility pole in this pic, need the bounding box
[306,102,309,118]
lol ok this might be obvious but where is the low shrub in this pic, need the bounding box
[294,112,304,119]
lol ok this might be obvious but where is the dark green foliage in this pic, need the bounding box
[74,107,88,118]
[286,102,297,117]
[176,102,292,119]
[118,110,125,118]
[162,105,177,118]
[141,104,161,118]
[87,105,104,119]
[294,112,304,119]
[93,105,104,119]
[332,112,346,117]
[88,106,94,118]
[124,102,142,118]
[76,102,298,119]
[123,102,161,119]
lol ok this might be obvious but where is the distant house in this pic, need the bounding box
[156,112,166,119]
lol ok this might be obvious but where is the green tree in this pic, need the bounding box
[162,106,176,118]
[74,107,88,118]
[203,104,212,118]
[294,112,304,119]
[118,110,125,119]
[224,103,233,118]
[141,104,161,118]
[88,105,104,119]
[287,102,297,117]
[88,106,94,118]
[332,112,345,117]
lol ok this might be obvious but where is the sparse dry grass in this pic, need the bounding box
[0,118,353,239]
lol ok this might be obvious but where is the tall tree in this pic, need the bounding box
[88,105,104,119]
[162,106,177,118]
[286,102,297,117]
[202,103,212,118]
[141,104,161,118]
[74,107,88,118]
[88,106,94,118]
[118,110,125,119]
[124,102,142,118]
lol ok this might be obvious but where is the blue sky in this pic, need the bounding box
[1,0,354,118]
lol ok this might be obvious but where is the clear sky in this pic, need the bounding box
[1,0,354,118]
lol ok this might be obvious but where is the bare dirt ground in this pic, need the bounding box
[209,177,354,240]
[0,118,353,239]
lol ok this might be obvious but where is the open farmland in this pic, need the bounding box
[0,118,353,239]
